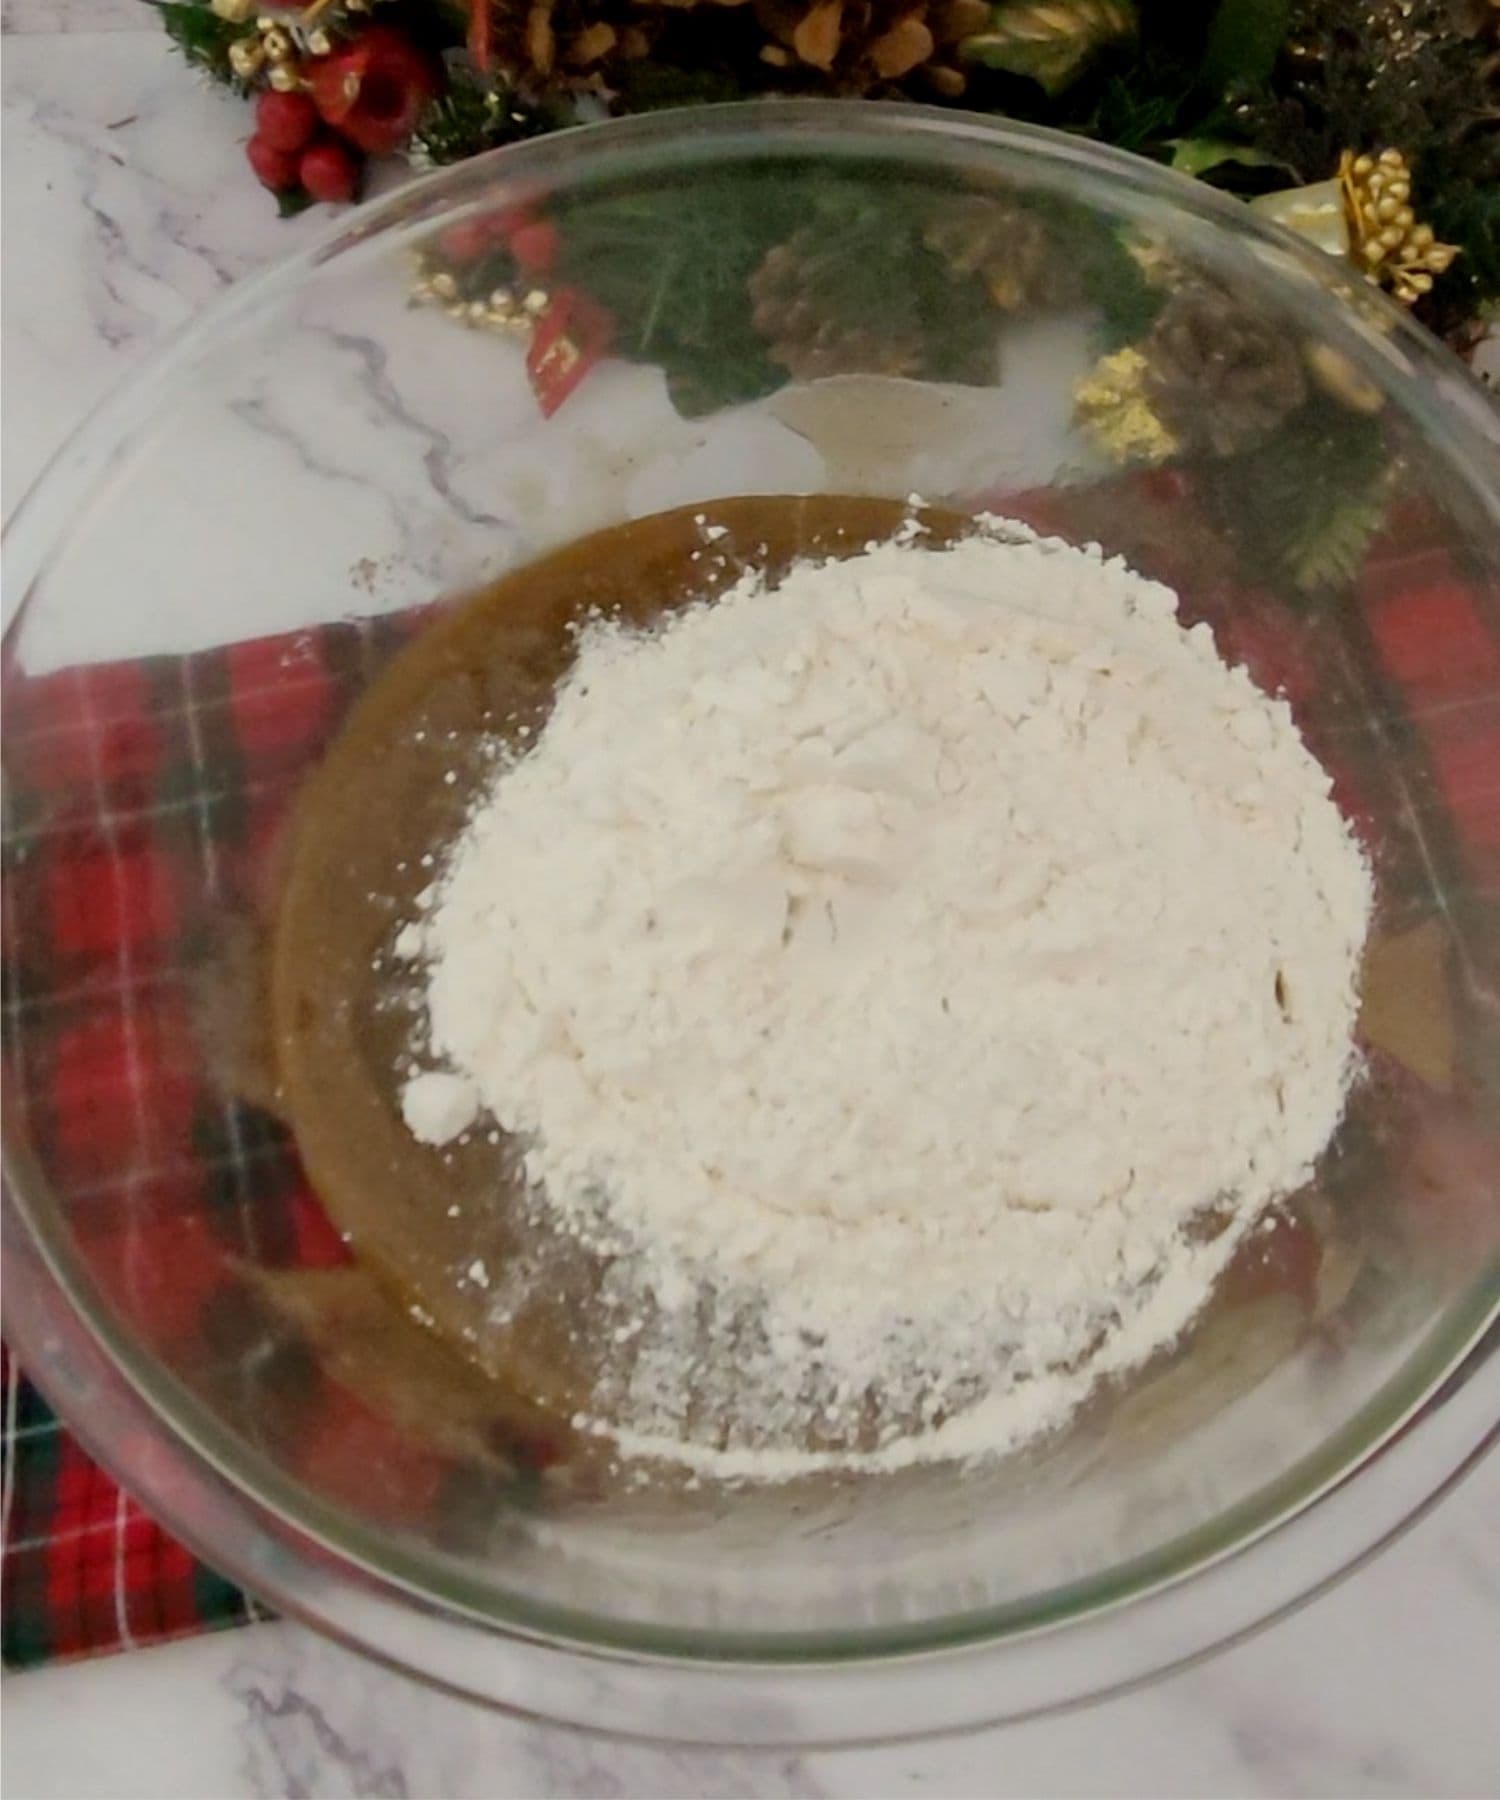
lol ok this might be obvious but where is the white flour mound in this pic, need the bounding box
[397,521,1373,1478]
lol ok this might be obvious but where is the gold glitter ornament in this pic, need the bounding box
[1073,347,1180,465]
[210,0,257,20]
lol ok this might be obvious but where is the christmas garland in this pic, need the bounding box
[154,1,1497,320]
[153,0,1498,588]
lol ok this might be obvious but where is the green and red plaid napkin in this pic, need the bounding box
[4,473,1497,1668]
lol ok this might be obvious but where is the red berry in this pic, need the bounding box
[255,89,320,154]
[246,134,299,193]
[307,24,439,156]
[299,138,360,205]
[509,219,559,274]
[490,204,537,241]
[437,218,492,264]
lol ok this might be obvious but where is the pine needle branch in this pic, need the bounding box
[147,0,248,92]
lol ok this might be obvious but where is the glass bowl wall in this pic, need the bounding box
[4,103,1498,1739]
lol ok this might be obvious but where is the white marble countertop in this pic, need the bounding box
[3,12,1499,1797]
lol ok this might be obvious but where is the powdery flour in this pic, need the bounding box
[396,520,1373,1479]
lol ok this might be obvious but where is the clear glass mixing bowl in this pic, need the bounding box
[4,103,1499,1743]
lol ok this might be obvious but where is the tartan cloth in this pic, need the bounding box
[1,611,418,1670]
[0,1344,262,1666]
[3,479,1498,1669]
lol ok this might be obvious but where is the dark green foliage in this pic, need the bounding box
[608,61,753,112]
[1039,196,1162,347]
[1063,2,1226,150]
[1200,404,1395,597]
[1285,478,1394,593]
[1056,0,1293,153]
[550,170,797,416]
[550,167,1020,416]
[1424,177,1500,336]
[410,64,571,166]
[149,0,248,91]
[775,179,1011,384]
[1198,0,1294,96]
[1228,0,1495,183]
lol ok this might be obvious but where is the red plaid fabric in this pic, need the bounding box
[3,484,1497,1669]
[2,615,416,1669]
[0,1346,262,1666]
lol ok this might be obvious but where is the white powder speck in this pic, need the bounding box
[399,524,1372,1479]
[400,1070,479,1145]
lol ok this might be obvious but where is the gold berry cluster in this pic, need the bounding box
[1339,149,1459,305]
[411,260,550,339]
[215,1,369,89]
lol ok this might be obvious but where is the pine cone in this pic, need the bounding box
[473,0,990,95]
[748,0,992,94]
[750,226,927,379]
[1141,284,1308,458]
[479,0,658,92]
[921,193,1068,311]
